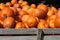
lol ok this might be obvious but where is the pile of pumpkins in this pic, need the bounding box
[0,0,60,29]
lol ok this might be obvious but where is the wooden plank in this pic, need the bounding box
[44,35,60,40]
[37,29,43,40]
[41,28,60,34]
[0,28,38,35]
[0,36,37,40]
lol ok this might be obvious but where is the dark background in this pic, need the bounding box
[0,0,60,8]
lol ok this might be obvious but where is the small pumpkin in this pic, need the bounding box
[3,17,15,28]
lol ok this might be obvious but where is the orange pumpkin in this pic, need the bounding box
[55,9,60,28]
[37,19,49,29]
[47,6,57,17]
[30,4,36,8]
[15,22,25,29]
[3,17,15,28]
[18,0,23,5]
[22,5,30,12]
[47,15,56,28]
[5,2,12,7]
[21,1,28,6]
[11,0,17,5]
[55,17,60,28]
[22,15,38,28]
[18,10,28,17]
[0,3,5,10]
[13,3,20,8]
[37,4,48,13]
[28,8,46,19]
[0,7,13,20]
